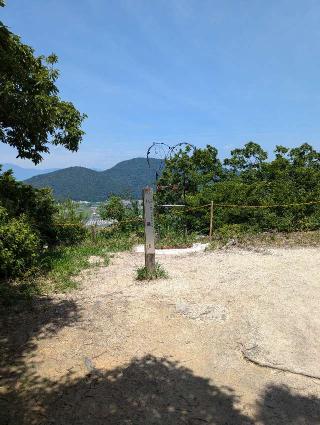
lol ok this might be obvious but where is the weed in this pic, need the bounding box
[1,231,141,304]
[209,229,320,250]
[136,262,168,281]
[156,230,200,249]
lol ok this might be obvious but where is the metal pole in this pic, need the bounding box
[209,201,214,241]
[143,187,155,271]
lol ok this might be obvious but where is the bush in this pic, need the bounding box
[99,196,143,233]
[99,196,126,222]
[54,223,87,246]
[96,228,140,251]
[0,207,40,278]
[209,224,254,248]
[0,168,58,245]
[54,200,87,245]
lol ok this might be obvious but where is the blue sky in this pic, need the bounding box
[1,0,320,169]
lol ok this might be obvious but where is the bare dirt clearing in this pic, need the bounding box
[1,247,320,424]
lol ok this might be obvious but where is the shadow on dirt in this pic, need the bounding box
[5,355,254,425]
[1,299,319,425]
[3,352,320,424]
[256,384,320,425]
[0,295,81,418]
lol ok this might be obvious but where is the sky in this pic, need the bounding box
[1,0,320,170]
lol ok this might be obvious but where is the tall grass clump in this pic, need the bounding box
[136,262,168,281]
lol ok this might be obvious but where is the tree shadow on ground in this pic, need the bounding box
[1,299,319,425]
[0,296,81,423]
[7,355,254,425]
[3,353,320,425]
[257,384,320,425]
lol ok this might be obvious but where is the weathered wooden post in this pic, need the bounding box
[209,201,214,241]
[143,186,155,271]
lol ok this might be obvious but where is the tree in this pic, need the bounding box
[0,3,87,163]
[0,167,58,243]
[99,196,126,222]
[156,145,222,205]
[157,142,320,234]
[224,141,268,173]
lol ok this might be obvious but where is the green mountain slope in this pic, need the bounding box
[24,158,162,201]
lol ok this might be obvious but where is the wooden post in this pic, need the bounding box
[143,187,155,271]
[209,201,214,241]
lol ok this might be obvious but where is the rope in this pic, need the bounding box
[55,223,84,227]
[55,199,320,229]
[158,199,320,212]
[56,216,143,228]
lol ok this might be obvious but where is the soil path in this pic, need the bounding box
[1,248,320,424]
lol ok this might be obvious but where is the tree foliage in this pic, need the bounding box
[99,195,142,232]
[99,196,126,222]
[0,166,89,281]
[54,200,88,245]
[0,206,40,278]
[157,145,222,205]
[0,168,58,243]
[0,4,86,163]
[156,142,320,233]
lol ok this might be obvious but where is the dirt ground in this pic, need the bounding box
[1,247,320,424]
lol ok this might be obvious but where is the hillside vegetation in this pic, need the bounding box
[25,158,162,201]
[2,141,320,304]
[156,142,320,235]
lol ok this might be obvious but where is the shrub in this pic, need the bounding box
[54,223,87,246]
[54,200,87,245]
[98,196,143,233]
[99,196,126,222]
[96,228,139,251]
[0,207,40,278]
[209,224,254,249]
[0,168,57,244]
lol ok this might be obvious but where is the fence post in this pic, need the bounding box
[209,201,214,241]
[143,187,155,271]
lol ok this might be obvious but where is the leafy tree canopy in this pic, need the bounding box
[157,145,223,205]
[0,3,87,163]
[224,141,268,172]
[156,142,320,233]
[99,196,126,222]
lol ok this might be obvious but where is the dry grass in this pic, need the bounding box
[210,230,320,250]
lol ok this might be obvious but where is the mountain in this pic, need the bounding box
[24,158,163,201]
[1,163,60,180]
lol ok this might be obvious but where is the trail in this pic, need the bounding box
[1,247,320,424]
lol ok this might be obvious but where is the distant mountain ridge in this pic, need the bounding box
[1,163,60,180]
[24,158,163,201]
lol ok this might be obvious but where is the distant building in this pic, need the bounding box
[85,217,116,228]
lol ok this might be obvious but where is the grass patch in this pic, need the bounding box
[156,230,200,249]
[96,231,140,252]
[136,262,168,281]
[40,241,109,292]
[41,232,140,292]
[0,232,139,304]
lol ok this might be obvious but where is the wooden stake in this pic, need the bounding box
[143,187,155,271]
[209,201,214,241]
